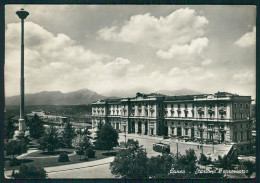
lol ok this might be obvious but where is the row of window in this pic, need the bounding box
[234,103,250,109]
[233,131,251,141]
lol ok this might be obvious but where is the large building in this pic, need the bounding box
[92,92,253,154]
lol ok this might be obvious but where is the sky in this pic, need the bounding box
[5,5,256,99]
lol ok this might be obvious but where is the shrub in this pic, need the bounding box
[9,158,21,166]
[13,165,47,179]
[58,152,69,162]
[86,148,95,158]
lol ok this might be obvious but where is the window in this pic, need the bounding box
[241,132,243,140]
[192,123,195,126]
[185,112,188,118]
[234,125,237,129]
[171,127,174,134]
[178,104,181,108]
[185,104,188,108]
[234,113,237,119]
[234,103,237,109]
[241,147,244,152]
[240,113,243,118]
[171,104,173,108]
[246,104,249,109]
[247,131,250,140]
[240,124,243,128]
[247,145,250,150]
[185,123,188,126]
[159,112,161,117]
[234,132,238,141]
[165,105,167,108]
[159,104,161,108]
[240,103,243,109]
[185,129,188,135]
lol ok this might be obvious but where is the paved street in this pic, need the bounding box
[118,133,232,160]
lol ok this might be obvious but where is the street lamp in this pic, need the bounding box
[16,8,29,132]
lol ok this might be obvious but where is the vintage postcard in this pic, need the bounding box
[3,4,256,180]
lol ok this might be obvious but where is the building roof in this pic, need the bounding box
[92,92,251,104]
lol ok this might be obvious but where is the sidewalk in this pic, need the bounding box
[5,156,115,178]
[45,156,114,174]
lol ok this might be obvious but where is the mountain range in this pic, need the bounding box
[5,88,201,105]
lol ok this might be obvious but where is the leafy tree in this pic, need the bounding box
[148,153,174,178]
[75,136,94,160]
[242,160,256,178]
[198,153,212,166]
[13,165,47,179]
[213,155,239,170]
[39,125,60,153]
[171,148,198,178]
[5,139,28,161]
[5,118,16,139]
[110,139,148,178]
[95,123,118,153]
[62,122,76,147]
[28,114,45,139]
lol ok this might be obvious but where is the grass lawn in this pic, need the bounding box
[5,148,119,171]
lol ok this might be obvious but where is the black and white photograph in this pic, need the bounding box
[3,4,257,179]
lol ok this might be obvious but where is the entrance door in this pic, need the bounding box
[116,123,119,130]
[191,128,194,139]
[151,128,154,135]
[132,121,135,133]
[221,133,225,142]
[145,122,148,135]
[177,127,182,136]
[164,126,168,136]
[138,121,142,134]
[123,126,126,132]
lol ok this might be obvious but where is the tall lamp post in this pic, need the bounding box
[16,8,29,132]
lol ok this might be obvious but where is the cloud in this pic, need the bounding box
[234,26,256,47]
[156,37,208,59]
[232,71,255,83]
[5,21,144,96]
[98,8,209,49]
[201,59,213,66]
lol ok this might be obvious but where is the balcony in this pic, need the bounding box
[208,109,215,114]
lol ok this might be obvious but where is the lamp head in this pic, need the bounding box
[16,8,29,20]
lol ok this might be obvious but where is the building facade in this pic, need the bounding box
[92,92,253,154]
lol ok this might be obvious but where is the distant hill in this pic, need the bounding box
[5,89,106,105]
[155,88,202,96]
[6,88,202,105]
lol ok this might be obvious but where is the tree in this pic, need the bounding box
[171,148,198,178]
[5,118,16,139]
[213,155,239,170]
[39,125,60,153]
[75,136,95,160]
[62,122,76,147]
[110,139,149,178]
[95,123,118,153]
[242,160,256,178]
[5,139,28,162]
[198,153,212,166]
[28,114,45,139]
[13,165,47,179]
[148,153,174,178]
